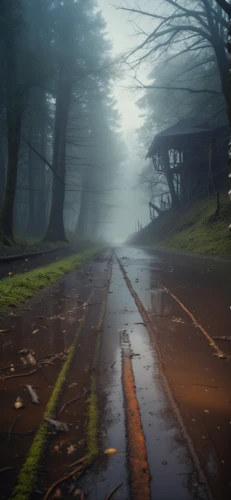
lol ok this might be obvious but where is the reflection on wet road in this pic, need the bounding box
[107,246,231,500]
[1,246,231,499]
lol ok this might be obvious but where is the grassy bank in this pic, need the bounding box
[132,192,231,258]
[0,237,66,257]
[0,248,100,313]
[0,233,96,257]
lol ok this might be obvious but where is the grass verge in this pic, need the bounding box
[11,291,94,500]
[86,374,99,465]
[131,192,231,258]
[0,248,100,313]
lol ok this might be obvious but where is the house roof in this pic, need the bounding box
[146,117,227,158]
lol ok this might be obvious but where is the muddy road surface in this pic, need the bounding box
[1,246,231,500]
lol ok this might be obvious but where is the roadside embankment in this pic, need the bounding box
[130,191,231,258]
[0,248,100,313]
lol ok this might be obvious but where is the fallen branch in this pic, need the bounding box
[68,456,87,468]
[8,415,20,441]
[44,465,84,500]
[58,388,90,417]
[105,483,123,500]
[79,332,98,342]
[0,467,13,473]
[4,369,37,379]
[0,363,12,371]
[192,383,218,389]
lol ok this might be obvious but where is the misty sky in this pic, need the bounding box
[97,0,151,241]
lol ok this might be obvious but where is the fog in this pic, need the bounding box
[0,0,229,246]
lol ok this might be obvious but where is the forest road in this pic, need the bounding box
[80,246,231,500]
[1,246,231,500]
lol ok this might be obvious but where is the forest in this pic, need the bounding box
[0,0,126,248]
[1,3,231,500]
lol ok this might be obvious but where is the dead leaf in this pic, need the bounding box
[14,397,23,410]
[104,448,117,455]
[0,329,12,334]
[26,353,36,365]
[204,410,210,413]
[53,488,62,498]
[32,329,39,334]
[67,444,76,455]
[44,417,71,432]
[25,385,40,404]
[73,490,85,499]
[213,353,226,359]
[172,317,185,324]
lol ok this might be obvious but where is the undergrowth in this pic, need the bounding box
[132,192,231,257]
[0,248,100,312]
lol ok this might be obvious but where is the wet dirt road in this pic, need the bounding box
[1,246,231,499]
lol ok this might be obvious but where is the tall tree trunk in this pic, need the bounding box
[43,70,71,242]
[37,133,46,236]
[0,35,22,245]
[26,118,36,236]
[203,0,231,125]
[0,138,6,207]
[36,91,47,236]
[76,188,89,237]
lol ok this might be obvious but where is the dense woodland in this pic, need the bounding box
[0,0,126,246]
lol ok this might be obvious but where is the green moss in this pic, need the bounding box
[0,248,100,313]
[85,320,104,465]
[135,192,231,258]
[12,310,89,500]
[86,375,99,464]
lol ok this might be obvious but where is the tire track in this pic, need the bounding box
[116,253,213,500]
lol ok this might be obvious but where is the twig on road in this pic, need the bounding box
[68,456,87,468]
[4,369,37,379]
[105,483,123,500]
[8,415,20,441]
[192,383,218,389]
[58,388,90,417]
[44,465,84,500]
[0,467,13,473]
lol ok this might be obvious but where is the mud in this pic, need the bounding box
[0,252,111,499]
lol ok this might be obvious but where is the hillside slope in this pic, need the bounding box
[130,192,231,258]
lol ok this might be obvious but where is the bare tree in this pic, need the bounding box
[119,0,231,125]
